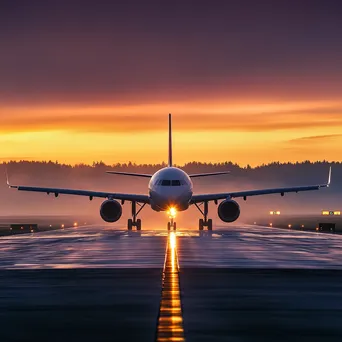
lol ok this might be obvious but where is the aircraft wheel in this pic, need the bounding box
[167,222,171,231]
[128,219,133,230]
[173,222,177,231]
[136,219,142,231]
[207,219,213,231]
[199,219,204,231]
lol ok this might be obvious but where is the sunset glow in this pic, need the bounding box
[1,99,342,166]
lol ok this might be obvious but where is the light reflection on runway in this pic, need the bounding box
[177,224,342,269]
[2,224,342,269]
[156,232,185,342]
[0,226,167,269]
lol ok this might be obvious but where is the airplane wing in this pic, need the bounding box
[191,167,331,203]
[106,171,152,178]
[189,171,230,178]
[6,178,150,203]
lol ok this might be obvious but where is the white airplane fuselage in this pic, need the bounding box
[149,167,193,212]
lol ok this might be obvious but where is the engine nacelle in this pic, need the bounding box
[218,199,240,223]
[100,200,122,222]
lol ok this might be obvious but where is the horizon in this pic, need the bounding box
[1,159,339,169]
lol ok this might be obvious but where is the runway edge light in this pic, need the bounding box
[322,210,340,216]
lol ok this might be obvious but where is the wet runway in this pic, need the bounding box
[1,224,342,341]
[2,224,342,270]
[0,226,166,269]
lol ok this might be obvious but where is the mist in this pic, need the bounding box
[0,161,339,230]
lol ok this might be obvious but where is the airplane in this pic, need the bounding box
[6,114,331,231]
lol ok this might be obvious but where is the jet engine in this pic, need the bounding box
[218,199,240,222]
[100,200,122,222]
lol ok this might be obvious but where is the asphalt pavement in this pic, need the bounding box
[1,225,342,341]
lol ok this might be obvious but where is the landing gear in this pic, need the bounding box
[195,201,213,231]
[127,201,145,230]
[199,218,212,230]
[167,217,177,231]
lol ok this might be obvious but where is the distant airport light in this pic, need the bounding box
[73,222,78,227]
[269,223,273,227]
[254,222,257,225]
[49,224,52,228]
[61,224,65,228]
[269,211,281,215]
[30,229,34,233]
[301,224,305,228]
[288,224,292,228]
[316,227,319,231]
[322,210,341,216]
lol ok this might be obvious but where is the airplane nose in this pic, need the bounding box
[153,188,191,211]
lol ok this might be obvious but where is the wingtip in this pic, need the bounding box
[4,167,17,188]
[328,166,332,186]
[5,167,10,186]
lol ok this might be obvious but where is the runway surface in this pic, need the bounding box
[1,224,342,341]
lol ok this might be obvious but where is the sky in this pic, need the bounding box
[1,1,342,166]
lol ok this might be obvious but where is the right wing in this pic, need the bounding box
[6,176,150,203]
[191,166,331,203]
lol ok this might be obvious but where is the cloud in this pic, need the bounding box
[288,134,342,144]
[1,106,342,134]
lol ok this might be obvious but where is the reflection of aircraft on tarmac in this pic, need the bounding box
[7,114,331,231]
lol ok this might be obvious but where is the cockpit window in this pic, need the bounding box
[157,179,184,186]
[171,180,181,186]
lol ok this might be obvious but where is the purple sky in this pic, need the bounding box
[1,0,342,104]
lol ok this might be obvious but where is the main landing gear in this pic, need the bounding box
[127,201,146,231]
[194,201,213,230]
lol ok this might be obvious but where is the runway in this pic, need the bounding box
[1,224,342,341]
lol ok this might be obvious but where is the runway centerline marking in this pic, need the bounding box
[156,232,185,342]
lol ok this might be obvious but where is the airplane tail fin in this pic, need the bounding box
[168,113,172,167]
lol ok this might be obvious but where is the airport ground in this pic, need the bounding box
[1,221,342,341]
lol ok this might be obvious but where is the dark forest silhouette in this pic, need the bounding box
[1,160,339,188]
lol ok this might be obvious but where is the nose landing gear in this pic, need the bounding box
[167,217,177,231]
[195,201,213,231]
[167,207,177,230]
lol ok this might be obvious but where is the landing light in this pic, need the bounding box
[168,207,177,219]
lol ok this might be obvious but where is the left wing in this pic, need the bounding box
[6,177,150,203]
[189,171,230,178]
[191,167,331,203]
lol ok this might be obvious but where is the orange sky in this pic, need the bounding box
[1,98,342,167]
